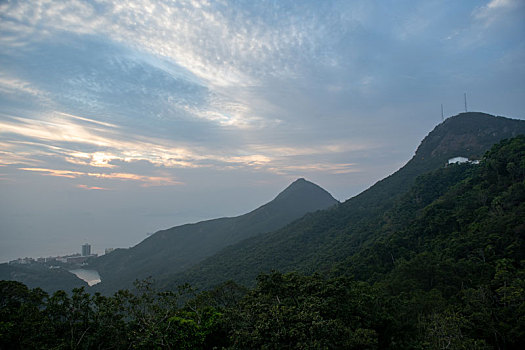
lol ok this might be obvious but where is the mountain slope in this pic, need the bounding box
[222,136,525,349]
[164,112,525,289]
[336,136,525,348]
[343,135,525,286]
[91,178,338,293]
[3,137,523,350]
[0,263,88,293]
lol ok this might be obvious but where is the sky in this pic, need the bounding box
[1,0,524,262]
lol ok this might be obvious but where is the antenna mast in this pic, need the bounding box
[441,104,444,121]
[464,93,468,112]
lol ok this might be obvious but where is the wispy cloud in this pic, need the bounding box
[0,111,198,167]
[0,0,345,129]
[1,0,523,193]
[2,0,524,261]
[19,167,181,187]
[18,167,84,179]
[267,162,360,176]
[76,184,109,191]
[0,106,371,185]
[473,0,523,26]
[0,74,47,98]
[0,113,118,147]
[1,0,294,87]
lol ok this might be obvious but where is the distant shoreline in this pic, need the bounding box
[69,268,101,286]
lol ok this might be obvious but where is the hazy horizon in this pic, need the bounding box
[1,0,524,262]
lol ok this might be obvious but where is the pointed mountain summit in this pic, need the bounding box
[91,178,338,293]
[163,112,525,289]
[246,178,339,224]
[274,178,334,203]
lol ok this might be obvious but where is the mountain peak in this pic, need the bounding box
[273,178,338,205]
[413,112,525,165]
[284,177,310,191]
[91,177,337,294]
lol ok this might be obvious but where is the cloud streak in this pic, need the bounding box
[473,0,524,26]
[19,167,181,187]
[76,184,109,191]
[0,73,49,99]
[1,0,293,85]
[1,108,361,187]
[1,0,524,261]
[0,0,359,130]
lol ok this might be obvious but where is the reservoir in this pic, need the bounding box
[69,269,101,286]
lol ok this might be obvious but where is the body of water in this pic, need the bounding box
[69,269,101,286]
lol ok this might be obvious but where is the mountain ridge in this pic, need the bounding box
[90,178,338,293]
[3,135,523,349]
[161,112,525,290]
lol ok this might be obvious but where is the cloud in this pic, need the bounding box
[267,162,360,176]
[19,167,181,187]
[18,167,84,179]
[0,0,103,42]
[0,0,355,130]
[1,105,374,185]
[0,0,311,88]
[76,184,109,190]
[473,0,524,26]
[2,0,523,193]
[0,74,48,98]
[0,112,200,167]
[59,112,118,128]
[0,113,120,148]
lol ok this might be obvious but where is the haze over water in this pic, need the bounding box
[69,269,101,286]
[1,0,524,261]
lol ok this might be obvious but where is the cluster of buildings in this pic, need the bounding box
[447,156,480,165]
[8,243,103,265]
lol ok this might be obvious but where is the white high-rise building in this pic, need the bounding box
[82,243,91,256]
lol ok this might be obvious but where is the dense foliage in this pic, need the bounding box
[2,136,524,349]
[0,279,231,350]
[338,135,525,349]
[162,113,525,290]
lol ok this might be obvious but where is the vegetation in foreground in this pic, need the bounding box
[1,136,524,349]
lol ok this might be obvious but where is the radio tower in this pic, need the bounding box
[464,93,468,112]
[441,104,444,121]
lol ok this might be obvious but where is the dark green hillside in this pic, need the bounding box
[344,112,525,214]
[3,136,523,349]
[345,135,525,289]
[91,178,338,293]
[0,263,87,293]
[165,112,525,290]
[192,135,525,349]
[340,135,525,348]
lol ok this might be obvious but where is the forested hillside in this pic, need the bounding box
[2,136,523,349]
[0,263,87,293]
[162,112,525,290]
[90,178,338,294]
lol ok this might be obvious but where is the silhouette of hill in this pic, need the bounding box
[3,136,524,349]
[163,112,525,289]
[91,178,338,293]
[0,263,87,293]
